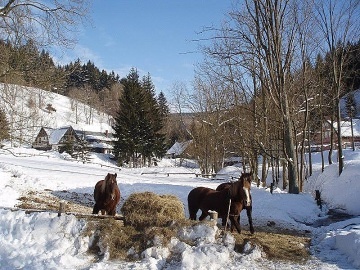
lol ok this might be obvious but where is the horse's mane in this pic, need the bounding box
[99,175,108,193]
[100,173,116,193]
[239,172,252,183]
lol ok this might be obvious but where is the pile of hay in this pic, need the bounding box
[121,192,185,229]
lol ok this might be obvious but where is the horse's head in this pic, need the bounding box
[105,173,118,200]
[240,172,252,206]
[228,172,252,206]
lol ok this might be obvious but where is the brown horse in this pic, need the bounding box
[187,172,253,234]
[93,173,120,216]
[216,173,254,234]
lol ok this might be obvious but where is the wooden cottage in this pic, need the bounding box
[32,126,80,151]
[84,132,114,154]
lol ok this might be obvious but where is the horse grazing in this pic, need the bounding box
[216,172,254,234]
[93,173,120,216]
[187,172,254,234]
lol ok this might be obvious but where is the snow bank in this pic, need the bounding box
[0,210,91,269]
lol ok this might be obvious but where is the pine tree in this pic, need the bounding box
[141,73,167,162]
[113,69,167,167]
[113,68,142,166]
[345,92,357,118]
[157,91,170,119]
[72,137,92,163]
[0,109,10,143]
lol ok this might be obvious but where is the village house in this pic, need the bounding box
[312,118,360,151]
[32,126,80,152]
[84,130,114,154]
[32,126,114,154]
[165,140,192,158]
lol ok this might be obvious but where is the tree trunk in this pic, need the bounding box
[283,112,299,194]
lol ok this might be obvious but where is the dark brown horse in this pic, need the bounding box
[187,172,254,234]
[93,173,120,216]
[216,173,254,234]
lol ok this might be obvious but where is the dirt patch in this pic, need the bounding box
[232,227,311,263]
[17,189,94,214]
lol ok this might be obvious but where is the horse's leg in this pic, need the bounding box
[221,216,227,227]
[92,204,99,214]
[189,206,198,220]
[108,208,116,216]
[230,215,241,234]
[188,205,198,220]
[229,215,240,232]
[198,211,209,221]
[189,212,197,220]
[246,206,255,234]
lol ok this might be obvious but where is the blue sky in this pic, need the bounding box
[54,0,233,97]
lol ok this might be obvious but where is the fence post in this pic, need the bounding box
[315,190,322,210]
[58,201,65,217]
[270,183,274,194]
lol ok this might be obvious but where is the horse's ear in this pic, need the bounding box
[114,173,117,178]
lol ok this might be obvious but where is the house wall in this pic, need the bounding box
[312,120,360,150]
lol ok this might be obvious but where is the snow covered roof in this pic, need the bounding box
[48,128,67,145]
[85,134,113,143]
[339,119,360,137]
[166,141,192,156]
[88,142,113,149]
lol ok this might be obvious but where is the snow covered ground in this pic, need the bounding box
[0,146,359,269]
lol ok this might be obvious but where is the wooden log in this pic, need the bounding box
[0,206,124,221]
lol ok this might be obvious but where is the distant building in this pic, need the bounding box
[32,126,80,151]
[166,141,192,158]
[312,118,360,150]
[84,130,114,154]
[32,126,114,154]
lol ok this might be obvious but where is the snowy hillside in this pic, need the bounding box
[0,83,113,143]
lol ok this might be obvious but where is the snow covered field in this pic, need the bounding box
[0,146,359,269]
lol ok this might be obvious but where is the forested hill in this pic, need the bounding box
[0,83,113,144]
[0,41,123,119]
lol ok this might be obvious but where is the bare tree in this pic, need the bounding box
[201,0,302,193]
[312,0,360,175]
[0,0,90,48]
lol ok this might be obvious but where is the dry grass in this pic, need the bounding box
[83,218,190,261]
[121,192,185,229]
[232,228,311,263]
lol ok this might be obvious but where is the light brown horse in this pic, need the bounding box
[93,173,120,216]
[187,172,253,234]
[216,173,254,234]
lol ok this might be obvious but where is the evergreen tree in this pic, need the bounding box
[0,109,10,142]
[72,137,92,163]
[113,68,143,166]
[141,73,167,161]
[345,92,357,118]
[157,91,170,119]
[113,69,166,167]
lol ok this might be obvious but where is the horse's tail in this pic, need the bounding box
[187,189,199,220]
